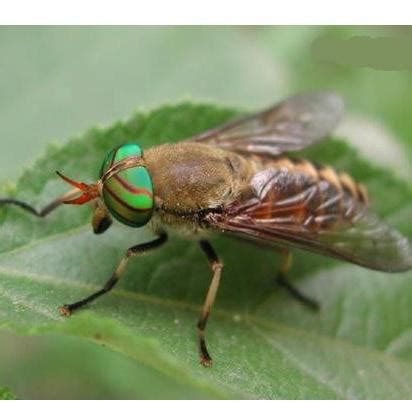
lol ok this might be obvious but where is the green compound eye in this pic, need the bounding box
[100,143,154,227]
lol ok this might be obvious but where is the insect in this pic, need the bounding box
[1,92,412,367]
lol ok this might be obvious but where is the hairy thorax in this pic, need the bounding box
[144,142,254,231]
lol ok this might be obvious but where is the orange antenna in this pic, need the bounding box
[56,171,100,205]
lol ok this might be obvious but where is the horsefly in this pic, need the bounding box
[1,92,411,366]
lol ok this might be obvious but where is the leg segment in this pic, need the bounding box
[198,239,224,367]
[92,199,113,234]
[1,191,113,235]
[59,232,168,316]
[0,188,80,218]
[276,249,319,311]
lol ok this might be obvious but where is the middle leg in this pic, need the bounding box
[197,239,224,367]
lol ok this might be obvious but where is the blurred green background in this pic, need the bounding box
[0,26,412,399]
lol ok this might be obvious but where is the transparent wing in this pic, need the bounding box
[190,92,345,156]
[205,169,412,273]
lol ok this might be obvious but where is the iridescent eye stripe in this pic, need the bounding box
[104,188,152,227]
[104,185,153,212]
[113,174,153,198]
[100,143,154,228]
[106,169,153,208]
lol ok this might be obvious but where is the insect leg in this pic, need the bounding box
[0,189,80,218]
[198,239,224,367]
[91,199,113,235]
[59,231,168,316]
[276,249,320,311]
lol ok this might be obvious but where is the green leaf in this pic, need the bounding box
[0,103,411,399]
[0,330,210,400]
[0,387,16,400]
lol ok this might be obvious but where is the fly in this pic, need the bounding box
[1,92,412,367]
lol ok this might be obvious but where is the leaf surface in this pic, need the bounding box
[0,103,411,399]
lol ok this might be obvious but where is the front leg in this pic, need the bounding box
[91,199,113,234]
[59,231,168,316]
[0,189,80,218]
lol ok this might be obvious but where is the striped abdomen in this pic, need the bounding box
[243,156,369,232]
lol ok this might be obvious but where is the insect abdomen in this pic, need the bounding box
[273,156,368,203]
[248,156,369,231]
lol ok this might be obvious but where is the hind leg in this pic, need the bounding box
[276,249,320,311]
